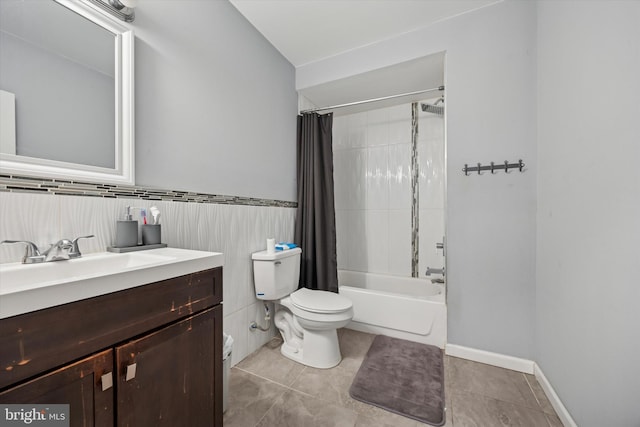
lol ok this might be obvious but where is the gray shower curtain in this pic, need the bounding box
[294,112,338,293]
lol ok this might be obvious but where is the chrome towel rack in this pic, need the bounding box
[463,160,525,176]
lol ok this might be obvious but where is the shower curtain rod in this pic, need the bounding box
[300,85,445,114]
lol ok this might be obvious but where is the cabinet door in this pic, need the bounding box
[116,306,222,427]
[0,349,114,427]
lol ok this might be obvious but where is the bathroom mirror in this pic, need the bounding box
[0,0,134,185]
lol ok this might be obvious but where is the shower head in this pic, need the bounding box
[420,97,444,116]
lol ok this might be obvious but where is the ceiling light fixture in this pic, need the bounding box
[106,0,137,22]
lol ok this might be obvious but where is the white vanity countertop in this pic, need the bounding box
[0,247,224,319]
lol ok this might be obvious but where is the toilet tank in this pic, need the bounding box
[251,247,301,300]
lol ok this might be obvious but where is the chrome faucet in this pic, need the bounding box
[425,266,445,284]
[425,266,445,276]
[68,235,94,259]
[0,240,46,264]
[1,235,94,264]
[43,239,74,262]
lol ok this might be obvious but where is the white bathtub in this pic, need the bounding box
[338,270,447,349]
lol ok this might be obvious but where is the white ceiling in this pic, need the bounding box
[298,53,445,115]
[229,0,500,67]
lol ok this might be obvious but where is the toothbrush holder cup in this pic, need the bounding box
[141,224,161,245]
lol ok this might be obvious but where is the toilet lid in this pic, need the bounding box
[290,288,352,314]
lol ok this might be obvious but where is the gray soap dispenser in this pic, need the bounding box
[115,206,138,247]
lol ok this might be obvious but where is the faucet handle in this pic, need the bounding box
[69,235,95,258]
[1,240,45,264]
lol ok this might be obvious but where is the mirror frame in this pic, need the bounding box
[0,0,134,185]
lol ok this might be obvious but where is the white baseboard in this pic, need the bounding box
[445,344,535,374]
[534,363,578,427]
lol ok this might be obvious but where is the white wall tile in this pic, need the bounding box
[388,104,412,144]
[335,210,348,270]
[1,191,296,367]
[0,192,60,262]
[224,307,248,366]
[345,210,367,272]
[388,209,412,276]
[345,148,367,210]
[366,107,389,147]
[332,115,349,151]
[365,210,389,274]
[347,112,367,148]
[418,114,445,210]
[388,143,412,210]
[366,145,389,210]
[332,101,444,279]
[419,208,445,279]
[332,150,349,210]
[58,195,124,254]
[246,301,277,355]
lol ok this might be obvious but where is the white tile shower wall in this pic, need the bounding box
[0,192,296,366]
[418,110,445,276]
[333,102,444,278]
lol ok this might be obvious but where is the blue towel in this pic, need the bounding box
[275,242,297,251]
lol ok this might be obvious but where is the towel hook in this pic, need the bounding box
[477,163,482,175]
[490,161,495,174]
[504,160,509,173]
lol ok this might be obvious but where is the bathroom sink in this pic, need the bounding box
[1,252,174,291]
[0,248,224,319]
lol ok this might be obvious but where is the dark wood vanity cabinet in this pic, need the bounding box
[0,350,114,426]
[116,308,218,426]
[0,267,223,427]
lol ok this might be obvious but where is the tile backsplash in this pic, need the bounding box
[0,174,296,207]
[0,176,296,366]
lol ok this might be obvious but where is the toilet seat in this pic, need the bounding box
[290,288,352,314]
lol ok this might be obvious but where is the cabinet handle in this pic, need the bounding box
[101,372,113,391]
[125,363,137,381]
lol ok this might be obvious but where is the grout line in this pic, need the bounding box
[523,372,545,411]
[449,387,551,422]
[252,388,285,427]
[232,366,290,389]
[228,367,295,427]
[447,392,454,427]
[233,362,360,414]
[232,364,312,398]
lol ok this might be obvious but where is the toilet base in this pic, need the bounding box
[279,328,342,369]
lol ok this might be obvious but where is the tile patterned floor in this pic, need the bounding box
[224,329,562,427]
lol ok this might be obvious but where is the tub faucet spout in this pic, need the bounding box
[425,267,445,276]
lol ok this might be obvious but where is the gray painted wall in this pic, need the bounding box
[131,0,297,201]
[298,0,538,360]
[536,1,640,426]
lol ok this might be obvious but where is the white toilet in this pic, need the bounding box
[252,247,353,369]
